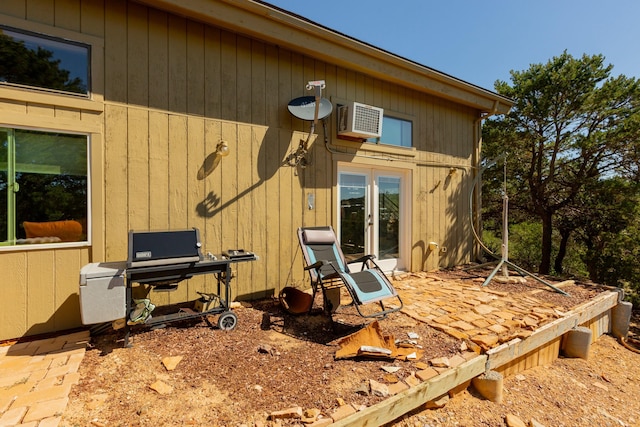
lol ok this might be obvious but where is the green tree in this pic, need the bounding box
[483,52,640,274]
[568,178,640,285]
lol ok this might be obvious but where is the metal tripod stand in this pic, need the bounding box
[467,157,568,296]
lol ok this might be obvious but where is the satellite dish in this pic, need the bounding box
[287,96,333,121]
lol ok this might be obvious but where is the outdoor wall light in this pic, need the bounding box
[216,140,230,157]
[197,140,231,180]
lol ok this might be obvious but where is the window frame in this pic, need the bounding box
[0,125,92,250]
[0,24,92,97]
[0,12,104,110]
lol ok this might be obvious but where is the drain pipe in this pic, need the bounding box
[470,100,501,261]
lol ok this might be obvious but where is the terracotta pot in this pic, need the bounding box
[279,287,313,315]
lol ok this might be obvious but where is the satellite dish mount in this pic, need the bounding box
[286,80,332,168]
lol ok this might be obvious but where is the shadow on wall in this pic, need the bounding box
[194,125,308,219]
[23,294,82,339]
[413,240,439,272]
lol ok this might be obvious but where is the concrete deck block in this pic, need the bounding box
[471,370,503,403]
[562,326,592,360]
[611,301,633,339]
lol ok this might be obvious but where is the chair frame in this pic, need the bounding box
[297,226,403,319]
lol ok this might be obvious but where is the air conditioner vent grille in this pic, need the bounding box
[353,103,382,136]
[337,101,384,139]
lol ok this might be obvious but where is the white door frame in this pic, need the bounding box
[337,163,411,272]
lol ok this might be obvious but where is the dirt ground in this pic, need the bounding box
[59,271,640,427]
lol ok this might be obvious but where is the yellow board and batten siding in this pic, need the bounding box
[0,0,498,340]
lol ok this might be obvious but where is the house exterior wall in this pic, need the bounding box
[0,0,497,340]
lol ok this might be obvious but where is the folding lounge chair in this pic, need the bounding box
[297,226,403,319]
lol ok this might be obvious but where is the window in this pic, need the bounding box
[368,116,412,148]
[0,25,90,95]
[1,128,88,246]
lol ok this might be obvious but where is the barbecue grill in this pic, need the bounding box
[79,228,257,346]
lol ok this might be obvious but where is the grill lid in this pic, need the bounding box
[127,229,203,268]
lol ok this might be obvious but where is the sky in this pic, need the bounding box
[264,0,640,92]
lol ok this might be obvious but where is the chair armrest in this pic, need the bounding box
[304,260,326,271]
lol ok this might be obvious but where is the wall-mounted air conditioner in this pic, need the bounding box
[337,101,384,139]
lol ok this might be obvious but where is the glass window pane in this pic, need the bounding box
[1,128,88,245]
[367,116,412,147]
[0,26,89,95]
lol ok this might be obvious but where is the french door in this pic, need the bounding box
[337,165,409,272]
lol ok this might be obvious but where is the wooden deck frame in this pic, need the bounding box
[330,290,620,427]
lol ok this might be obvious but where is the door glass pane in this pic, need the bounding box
[378,176,400,260]
[339,173,366,261]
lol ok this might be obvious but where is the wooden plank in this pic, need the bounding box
[186,116,206,300]
[186,20,205,116]
[0,99,26,117]
[0,252,27,340]
[148,8,169,111]
[26,251,55,335]
[289,53,305,286]
[53,0,80,31]
[200,119,222,294]
[54,249,84,330]
[0,109,101,135]
[250,125,268,297]
[203,26,221,119]
[90,131,106,260]
[486,291,618,371]
[261,43,281,294]
[104,104,128,261]
[167,113,188,304]
[236,35,252,124]
[0,0,26,17]
[219,31,237,122]
[26,0,53,25]
[220,121,238,249]
[167,14,187,113]
[26,102,54,118]
[127,108,150,230]
[148,111,170,230]
[332,355,487,427]
[575,293,618,325]
[80,0,105,38]
[278,130,294,289]
[127,2,149,107]
[235,124,252,298]
[0,87,103,113]
[104,0,127,103]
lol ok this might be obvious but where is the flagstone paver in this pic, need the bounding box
[0,331,89,427]
[394,272,565,351]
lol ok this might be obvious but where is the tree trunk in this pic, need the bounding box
[554,229,570,274]
[539,212,553,274]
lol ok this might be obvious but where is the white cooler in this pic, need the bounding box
[79,261,127,324]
